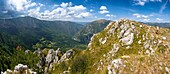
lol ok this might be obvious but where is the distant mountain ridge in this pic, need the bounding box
[143,22,170,28]
[73,19,112,43]
[0,16,84,50]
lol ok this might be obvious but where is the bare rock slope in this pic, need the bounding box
[83,18,170,74]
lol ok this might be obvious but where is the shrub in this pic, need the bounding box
[71,54,88,74]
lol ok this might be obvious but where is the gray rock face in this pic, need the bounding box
[66,49,73,58]
[54,48,61,63]
[108,59,123,74]
[117,20,135,45]
[44,48,73,73]
[107,19,135,46]
[45,49,55,73]
[120,33,134,45]
[33,48,42,56]
[14,64,28,72]
[46,49,55,64]
[59,49,73,62]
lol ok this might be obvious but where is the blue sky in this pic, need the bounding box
[0,0,170,22]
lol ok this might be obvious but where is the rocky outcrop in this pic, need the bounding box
[59,49,73,63]
[53,48,61,63]
[1,64,36,74]
[108,59,123,74]
[41,48,73,73]
[85,18,170,74]
[14,64,28,72]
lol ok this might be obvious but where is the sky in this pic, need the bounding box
[0,0,170,22]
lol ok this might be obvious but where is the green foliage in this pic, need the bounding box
[71,54,88,74]
[0,47,39,72]
[10,49,39,70]
[32,38,57,49]
[53,62,68,73]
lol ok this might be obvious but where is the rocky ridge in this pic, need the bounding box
[85,18,170,74]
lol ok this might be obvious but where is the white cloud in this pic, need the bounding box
[99,10,109,14]
[104,14,116,20]
[159,0,168,14]
[142,15,148,18]
[105,14,116,17]
[27,2,92,21]
[100,6,107,10]
[90,9,94,12]
[99,6,109,14]
[6,0,37,11]
[75,12,91,18]
[156,18,163,21]
[133,13,151,22]
[5,1,94,21]
[60,2,72,8]
[143,18,150,21]
[133,0,162,6]
[136,1,145,6]
[68,5,86,11]
[133,13,148,19]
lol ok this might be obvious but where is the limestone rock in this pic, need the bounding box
[59,49,73,62]
[25,50,31,54]
[107,65,116,74]
[112,44,119,52]
[1,64,36,74]
[99,37,107,44]
[46,49,55,64]
[54,48,62,63]
[14,64,28,72]
[120,33,134,45]
[111,59,123,69]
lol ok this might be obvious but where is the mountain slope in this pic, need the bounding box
[85,18,170,74]
[0,16,84,50]
[52,18,170,74]
[144,22,170,28]
[73,19,111,43]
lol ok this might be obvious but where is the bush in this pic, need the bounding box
[71,54,88,74]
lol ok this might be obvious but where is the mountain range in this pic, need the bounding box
[1,17,170,74]
[0,16,84,51]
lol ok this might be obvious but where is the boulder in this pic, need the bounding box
[14,64,28,72]
[66,49,73,58]
[59,49,73,62]
[46,49,55,64]
[107,65,116,74]
[120,33,134,45]
[45,49,55,73]
[25,50,31,54]
[112,44,119,52]
[111,59,123,69]
[99,37,107,44]
[2,65,36,74]
[54,48,61,63]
